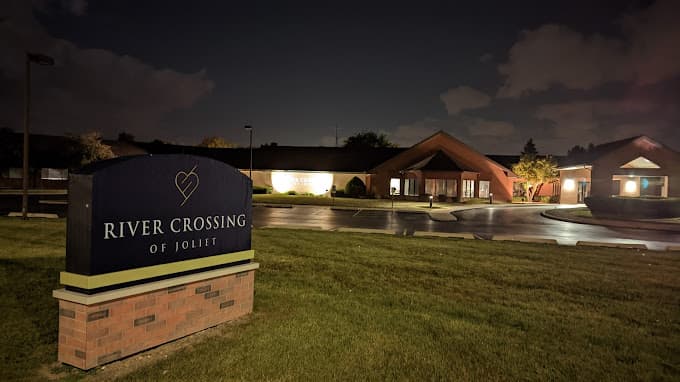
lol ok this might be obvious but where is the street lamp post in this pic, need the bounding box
[22,52,54,219]
[244,125,253,179]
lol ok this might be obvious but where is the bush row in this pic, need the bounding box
[585,196,680,219]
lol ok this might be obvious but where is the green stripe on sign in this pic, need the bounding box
[60,250,255,290]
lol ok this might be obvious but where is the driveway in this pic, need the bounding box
[252,204,680,251]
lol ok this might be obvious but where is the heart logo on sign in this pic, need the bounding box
[175,164,199,206]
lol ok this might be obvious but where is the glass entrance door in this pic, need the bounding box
[577,181,590,203]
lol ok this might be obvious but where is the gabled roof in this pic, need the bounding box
[406,151,470,172]
[370,130,516,175]
[558,135,673,168]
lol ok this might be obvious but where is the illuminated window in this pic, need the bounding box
[404,178,417,196]
[479,181,490,198]
[4,168,23,179]
[390,178,401,195]
[41,168,68,180]
[640,176,666,197]
[425,178,456,197]
[463,180,475,198]
[624,180,637,193]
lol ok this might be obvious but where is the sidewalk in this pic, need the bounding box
[542,207,680,232]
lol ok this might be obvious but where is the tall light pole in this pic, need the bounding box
[244,125,252,179]
[22,52,54,219]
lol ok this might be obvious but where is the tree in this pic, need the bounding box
[79,132,114,165]
[567,144,586,157]
[117,132,135,142]
[512,139,557,202]
[198,136,237,148]
[521,138,538,158]
[343,132,395,149]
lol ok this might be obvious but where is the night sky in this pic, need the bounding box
[2,0,679,154]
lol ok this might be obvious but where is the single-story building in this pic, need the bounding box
[1,131,519,202]
[558,135,680,204]
[137,131,519,202]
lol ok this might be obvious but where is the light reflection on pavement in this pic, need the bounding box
[252,205,680,251]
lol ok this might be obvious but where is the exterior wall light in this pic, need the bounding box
[624,180,637,193]
[563,179,575,191]
[271,171,333,195]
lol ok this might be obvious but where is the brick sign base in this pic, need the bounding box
[53,263,259,370]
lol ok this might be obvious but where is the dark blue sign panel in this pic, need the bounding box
[66,155,251,276]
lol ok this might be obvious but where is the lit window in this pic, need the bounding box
[6,168,23,179]
[404,179,417,196]
[479,181,490,198]
[390,178,401,195]
[624,180,637,193]
[463,180,475,198]
[425,178,456,197]
[41,168,68,180]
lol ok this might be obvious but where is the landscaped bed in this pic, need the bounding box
[1,218,679,381]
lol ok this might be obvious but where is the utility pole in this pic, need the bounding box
[335,124,339,147]
[22,52,54,219]
[244,125,253,179]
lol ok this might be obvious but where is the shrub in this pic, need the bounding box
[585,196,680,219]
[253,186,272,194]
[287,190,297,195]
[345,177,366,197]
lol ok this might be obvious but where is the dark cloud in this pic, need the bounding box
[535,92,678,148]
[0,0,214,139]
[390,115,516,151]
[466,118,514,137]
[479,53,493,64]
[497,0,680,97]
[439,86,492,115]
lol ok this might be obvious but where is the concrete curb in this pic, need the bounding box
[667,246,680,251]
[335,227,403,235]
[330,206,428,214]
[491,235,558,245]
[542,209,680,232]
[413,231,474,239]
[576,241,647,250]
[7,212,59,219]
[260,225,324,230]
[254,204,293,208]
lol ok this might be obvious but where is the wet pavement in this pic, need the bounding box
[253,205,680,251]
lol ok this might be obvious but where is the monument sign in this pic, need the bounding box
[53,155,258,369]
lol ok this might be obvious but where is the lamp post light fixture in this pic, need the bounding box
[22,52,55,220]
[429,195,433,209]
[244,125,253,179]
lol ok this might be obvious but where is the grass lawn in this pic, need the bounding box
[567,207,594,218]
[252,194,491,209]
[1,218,679,381]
